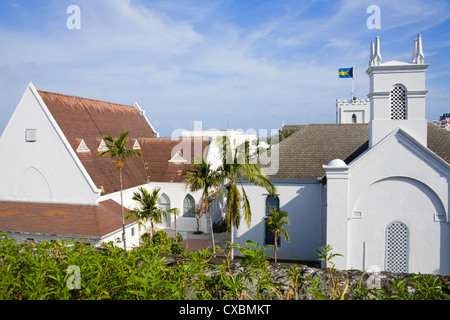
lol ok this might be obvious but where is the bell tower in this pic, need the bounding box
[366,34,429,147]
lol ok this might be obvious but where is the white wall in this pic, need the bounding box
[99,222,141,249]
[325,130,450,275]
[235,181,324,261]
[336,99,370,124]
[0,84,100,205]
[99,181,208,235]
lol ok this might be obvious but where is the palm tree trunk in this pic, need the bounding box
[204,193,216,256]
[230,222,234,260]
[274,235,278,263]
[209,210,215,256]
[174,212,177,238]
[120,168,126,250]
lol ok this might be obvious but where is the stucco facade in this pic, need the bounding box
[324,35,450,275]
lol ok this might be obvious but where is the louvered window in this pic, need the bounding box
[390,86,407,120]
[25,129,37,142]
[386,222,409,273]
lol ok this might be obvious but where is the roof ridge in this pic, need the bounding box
[37,90,134,109]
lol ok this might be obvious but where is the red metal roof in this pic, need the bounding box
[139,138,210,183]
[38,90,210,194]
[0,199,131,237]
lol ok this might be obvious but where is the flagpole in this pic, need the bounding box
[351,64,354,100]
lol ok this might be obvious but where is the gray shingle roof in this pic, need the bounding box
[264,122,449,181]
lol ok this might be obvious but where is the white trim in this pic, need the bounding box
[134,102,159,137]
[348,127,450,176]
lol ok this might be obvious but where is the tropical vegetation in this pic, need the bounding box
[183,156,223,254]
[0,233,448,301]
[127,187,165,237]
[264,208,290,263]
[219,137,277,259]
[98,129,141,249]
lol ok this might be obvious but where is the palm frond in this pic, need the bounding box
[226,181,241,228]
[241,186,251,228]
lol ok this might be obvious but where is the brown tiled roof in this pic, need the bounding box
[37,90,209,193]
[139,138,210,183]
[39,90,155,194]
[0,199,132,238]
[267,122,450,181]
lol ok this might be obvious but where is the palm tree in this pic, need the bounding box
[127,187,165,237]
[98,130,141,249]
[220,138,277,259]
[183,157,223,255]
[264,208,290,263]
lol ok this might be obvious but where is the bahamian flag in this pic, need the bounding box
[338,67,353,78]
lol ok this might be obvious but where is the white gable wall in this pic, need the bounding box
[0,83,101,204]
[325,130,450,275]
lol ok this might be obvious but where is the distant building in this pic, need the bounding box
[432,113,450,130]
[336,98,370,124]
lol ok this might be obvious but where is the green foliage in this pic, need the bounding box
[0,233,448,300]
[264,209,290,263]
[127,187,165,235]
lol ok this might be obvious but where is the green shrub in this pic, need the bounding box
[0,233,448,300]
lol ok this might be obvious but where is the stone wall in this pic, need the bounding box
[201,256,450,300]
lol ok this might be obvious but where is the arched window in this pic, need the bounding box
[183,194,195,218]
[352,114,357,123]
[265,195,279,245]
[390,85,407,120]
[159,193,171,227]
[385,222,409,273]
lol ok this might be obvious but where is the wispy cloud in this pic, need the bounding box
[0,0,449,136]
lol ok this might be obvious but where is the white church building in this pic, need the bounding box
[234,34,450,275]
[0,34,449,275]
[0,83,215,247]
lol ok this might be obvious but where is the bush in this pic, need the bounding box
[0,233,448,300]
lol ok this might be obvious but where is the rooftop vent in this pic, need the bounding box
[25,129,37,142]
[76,139,90,152]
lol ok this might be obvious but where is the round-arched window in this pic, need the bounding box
[183,194,195,218]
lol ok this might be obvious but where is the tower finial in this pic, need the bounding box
[369,40,375,66]
[373,36,382,65]
[415,33,424,64]
[411,37,418,63]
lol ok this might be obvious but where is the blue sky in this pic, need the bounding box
[1,0,450,137]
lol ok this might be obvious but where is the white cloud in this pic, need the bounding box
[1,0,450,136]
